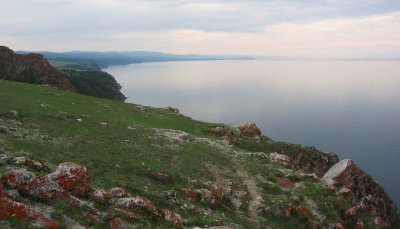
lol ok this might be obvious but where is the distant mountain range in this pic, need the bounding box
[16,50,254,69]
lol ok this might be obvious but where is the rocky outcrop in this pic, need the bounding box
[238,123,261,137]
[47,162,90,196]
[322,159,399,227]
[269,152,292,167]
[293,149,339,178]
[0,174,60,228]
[0,46,76,91]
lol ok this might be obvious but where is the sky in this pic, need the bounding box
[1,0,400,58]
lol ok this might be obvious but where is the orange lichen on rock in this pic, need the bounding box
[163,209,183,228]
[48,162,90,196]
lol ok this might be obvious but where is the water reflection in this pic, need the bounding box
[107,60,400,205]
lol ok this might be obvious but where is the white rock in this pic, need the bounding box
[322,159,353,187]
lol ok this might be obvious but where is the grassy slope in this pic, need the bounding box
[0,80,372,228]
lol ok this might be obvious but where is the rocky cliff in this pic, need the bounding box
[0,46,76,91]
[322,159,399,228]
[0,46,126,101]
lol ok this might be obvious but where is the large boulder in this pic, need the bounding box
[48,162,90,196]
[268,152,292,167]
[322,159,399,227]
[238,123,261,137]
[0,195,59,228]
[22,176,80,206]
[322,159,356,188]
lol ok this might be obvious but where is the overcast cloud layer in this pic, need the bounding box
[1,0,400,57]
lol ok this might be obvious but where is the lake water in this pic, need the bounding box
[106,60,400,206]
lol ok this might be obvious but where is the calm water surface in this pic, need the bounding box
[106,60,400,205]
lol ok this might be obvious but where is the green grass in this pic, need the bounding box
[0,79,378,228]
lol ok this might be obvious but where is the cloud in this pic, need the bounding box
[0,0,399,57]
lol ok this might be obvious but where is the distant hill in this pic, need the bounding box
[16,50,254,69]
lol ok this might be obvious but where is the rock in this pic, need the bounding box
[116,207,144,219]
[311,220,319,229]
[322,159,356,188]
[86,213,102,224]
[0,196,59,229]
[48,162,90,196]
[33,214,60,229]
[10,156,45,170]
[181,188,197,200]
[99,122,109,128]
[12,156,28,165]
[211,127,226,136]
[110,187,128,198]
[224,181,234,196]
[223,131,234,145]
[115,197,162,216]
[163,209,183,228]
[151,171,172,183]
[238,123,261,137]
[338,186,352,196]
[2,169,78,205]
[355,221,366,229]
[275,177,294,189]
[293,150,339,178]
[197,189,220,207]
[9,110,19,118]
[108,217,128,229]
[166,107,179,113]
[240,192,252,201]
[92,189,111,202]
[295,205,309,216]
[373,216,389,228]
[210,182,225,198]
[181,188,220,207]
[285,203,292,217]
[183,204,197,214]
[334,223,346,229]
[23,176,79,205]
[345,205,360,216]
[179,133,196,142]
[1,169,36,189]
[323,159,399,227]
[268,152,292,167]
[5,190,20,200]
[28,159,45,170]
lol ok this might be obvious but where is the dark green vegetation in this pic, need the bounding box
[60,69,126,101]
[50,61,101,71]
[48,59,126,101]
[0,80,397,228]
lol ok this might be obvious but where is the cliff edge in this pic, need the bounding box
[0,46,76,92]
